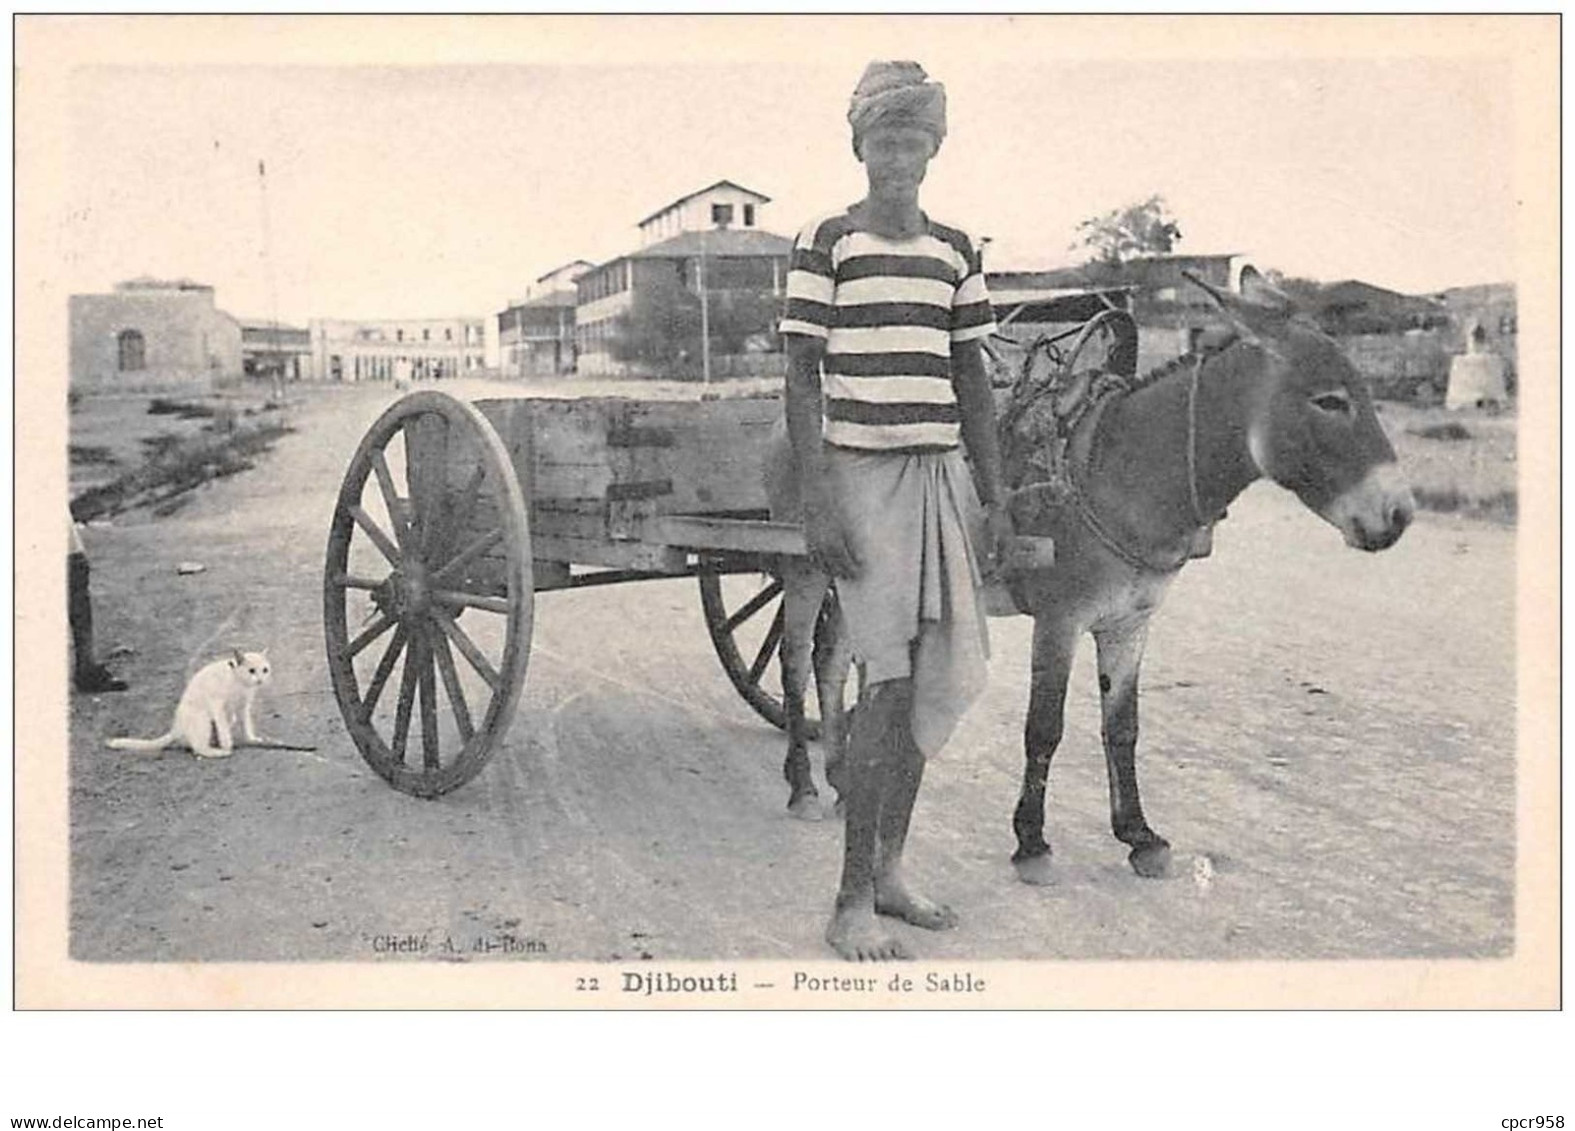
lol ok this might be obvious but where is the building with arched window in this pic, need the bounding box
[69,277,242,391]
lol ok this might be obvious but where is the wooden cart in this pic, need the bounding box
[324,291,1136,798]
[322,388,833,797]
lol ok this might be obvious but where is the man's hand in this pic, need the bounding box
[782,333,860,578]
[978,500,1013,582]
[952,337,1011,581]
[805,485,861,579]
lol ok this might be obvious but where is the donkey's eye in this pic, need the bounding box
[1311,391,1351,414]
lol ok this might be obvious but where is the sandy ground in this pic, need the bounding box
[67,381,1515,963]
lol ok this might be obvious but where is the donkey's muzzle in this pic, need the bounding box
[1326,462,1415,552]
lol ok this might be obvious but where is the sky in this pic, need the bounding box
[56,23,1520,330]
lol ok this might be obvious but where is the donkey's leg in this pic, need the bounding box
[812,593,855,815]
[1012,617,1078,886]
[1093,623,1171,879]
[779,560,829,819]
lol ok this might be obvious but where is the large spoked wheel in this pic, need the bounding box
[324,391,533,798]
[698,568,843,736]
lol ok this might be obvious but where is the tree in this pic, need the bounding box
[1074,194,1183,266]
[608,265,784,377]
[706,290,782,356]
[608,277,703,373]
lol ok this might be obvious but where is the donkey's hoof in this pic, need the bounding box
[1012,851,1056,886]
[786,788,823,822]
[1128,838,1172,879]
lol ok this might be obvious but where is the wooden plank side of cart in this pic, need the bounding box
[418,392,806,594]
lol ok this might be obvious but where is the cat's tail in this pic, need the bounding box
[105,732,176,752]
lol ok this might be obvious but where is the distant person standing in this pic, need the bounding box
[779,60,1009,960]
[68,511,127,693]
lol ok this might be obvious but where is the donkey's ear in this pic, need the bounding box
[1183,269,1291,339]
[231,648,246,666]
[1240,269,1297,311]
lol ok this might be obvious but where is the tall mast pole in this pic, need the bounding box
[699,225,712,385]
[257,157,284,397]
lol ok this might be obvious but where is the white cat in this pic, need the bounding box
[106,649,272,759]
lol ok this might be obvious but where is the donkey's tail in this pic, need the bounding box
[105,732,175,752]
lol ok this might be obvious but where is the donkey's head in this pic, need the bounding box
[1188,272,1414,552]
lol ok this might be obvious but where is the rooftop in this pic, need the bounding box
[635,180,771,229]
[536,259,595,285]
[1315,280,1446,310]
[114,276,214,292]
[627,228,792,260]
[238,320,310,335]
[510,288,580,310]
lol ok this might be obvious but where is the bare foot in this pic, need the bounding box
[826,904,910,961]
[875,880,958,931]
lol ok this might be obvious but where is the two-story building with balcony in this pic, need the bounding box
[498,260,593,379]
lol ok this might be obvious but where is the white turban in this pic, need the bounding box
[847,60,947,154]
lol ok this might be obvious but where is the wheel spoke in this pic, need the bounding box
[420,418,449,561]
[748,605,785,686]
[349,505,402,566]
[431,529,502,586]
[370,449,409,549]
[347,611,396,659]
[361,624,408,721]
[431,632,475,744]
[400,418,427,558]
[723,578,783,636]
[445,463,487,559]
[434,588,511,614]
[418,633,441,770]
[404,414,450,562]
[391,629,420,762]
[431,608,501,690]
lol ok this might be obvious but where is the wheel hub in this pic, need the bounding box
[400,561,431,614]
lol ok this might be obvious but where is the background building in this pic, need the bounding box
[498,261,592,379]
[576,182,790,379]
[987,255,1515,403]
[1302,280,1449,336]
[636,180,771,247]
[1281,279,1511,403]
[309,317,486,383]
[988,253,1262,374]
[240,321,313,382]
[69,277,242,392]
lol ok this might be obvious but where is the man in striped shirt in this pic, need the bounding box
[781,60,1010,961]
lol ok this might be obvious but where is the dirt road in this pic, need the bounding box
[69,383,1515,963]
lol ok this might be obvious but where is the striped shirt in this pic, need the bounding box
[779,209,996,451]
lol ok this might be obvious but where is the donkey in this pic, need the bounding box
[766,275,1416,882]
